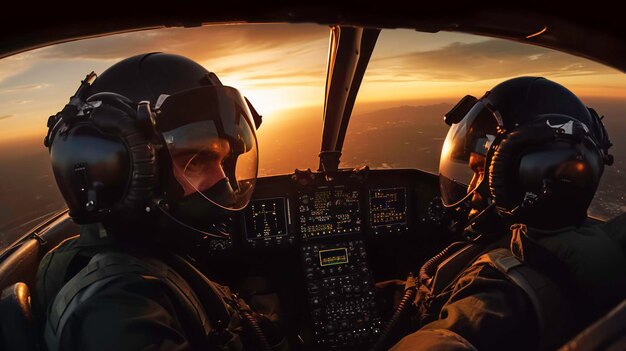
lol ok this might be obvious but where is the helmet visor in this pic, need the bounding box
[155,86,258,210]
[439,100,499,207]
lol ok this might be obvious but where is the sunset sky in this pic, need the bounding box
[1,23,626,144]
[0,22,624,231]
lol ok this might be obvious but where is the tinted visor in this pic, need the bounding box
[439,100,499,206]
[155,86,258,210]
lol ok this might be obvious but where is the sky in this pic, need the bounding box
[0,23,625,236]
[1,23,625,144]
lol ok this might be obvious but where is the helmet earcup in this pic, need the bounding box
[489,118,604,226]
[50,121,130,221]
[89,103,158,219]
[50,101,157,223]
[489,123,557,212]
[48,53,222,224]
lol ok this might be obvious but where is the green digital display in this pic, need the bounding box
[319,248,349,266]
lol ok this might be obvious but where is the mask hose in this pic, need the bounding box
[369,274,417,351]
[418,241,468,285]
[240,310,273,351]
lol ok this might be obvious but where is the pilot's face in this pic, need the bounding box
[468,152,487,218]
[170,138,231,197]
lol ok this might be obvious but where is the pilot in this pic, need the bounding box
[390,77,626,350]
[36,53,286,350]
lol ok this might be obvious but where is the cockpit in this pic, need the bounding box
[0,6,625,351]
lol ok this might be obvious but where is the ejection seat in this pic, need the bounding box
[0,212,79,350]
[0,282,37,351]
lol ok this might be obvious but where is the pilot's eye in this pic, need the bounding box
[187,156,203,169]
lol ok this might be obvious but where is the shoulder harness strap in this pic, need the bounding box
[475,248,571,350]
[44,251,213,351]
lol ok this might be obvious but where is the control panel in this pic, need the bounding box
[198,169,434,350]
[302,240,382,349]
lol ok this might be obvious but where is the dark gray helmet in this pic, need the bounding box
[439,77,612,229]
[46,53,260,229]
[88,53,222,104]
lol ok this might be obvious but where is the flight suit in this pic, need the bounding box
[391,213,626,351]
[35,224,246,351]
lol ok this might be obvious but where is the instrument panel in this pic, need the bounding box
[203,168,441,255]
[238,169,422,247]
[242,190,411,246]
[202,168,441,351]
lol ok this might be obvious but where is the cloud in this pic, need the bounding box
[33,24,329,62]
[0,83,50,94]
[244,69,326,81]
[0,115,14,120]
[370,39,616,82]
[207,56,297,75]
[22,23,330,93]
[0,52,41,84]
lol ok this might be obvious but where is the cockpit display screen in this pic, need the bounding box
[369,188,408,232]
[244,197,288,241]
[319,248,349,266]
[298,186,361,239]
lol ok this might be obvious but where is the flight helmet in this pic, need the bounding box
[439,77,612,229]
[45,53,261,235]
